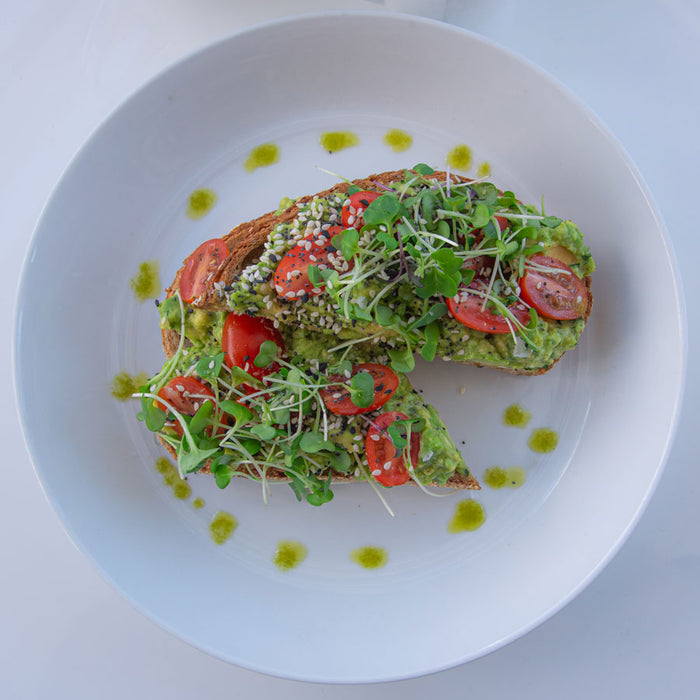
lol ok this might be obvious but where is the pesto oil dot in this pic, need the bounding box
[483,466,526,489]
[209,511,238,545]
[476,161,491,178]
[446,143,472,171]
[187,188,217,219]
[110,371,147,401]
[244,143,280,172]
[273,540,308,571]
[350,546,387,569]
[528,428,559,453]
[129,261,160,302]
[503,403,532,428]
[448,499,486,533]
[155,457,192,501]
[383,128,413,152]
[320,130,359,153]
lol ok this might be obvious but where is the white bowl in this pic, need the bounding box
[15,12,685,683]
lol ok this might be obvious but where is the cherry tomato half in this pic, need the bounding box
[519,254,589,320]
[365,411,421,487]
[179,238,229,303]
[273,226,352,300]
[447,280,531,334]
[319,363,399,416]
[221,313,285,381]
[157,376,214,415]
[341,190,380,230]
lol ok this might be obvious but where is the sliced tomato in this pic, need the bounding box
[365,411,421,487]
[157,376,214,415]
[221,313,285,381]
[341,190,380,229]
[519,253,589,320]
[319,363,399,416]
[273,225,352,299]
[447,280,531,334]
[179,238,228,303]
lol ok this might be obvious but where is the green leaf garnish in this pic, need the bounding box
[420,321,441,362]
[299,431,335,453]
[362,193,404,231]
[387,345,415,373]
[528,307,539,330]
[144,401,166,432]
[375,304,397,326]
[308,264,324,286]
[189,400,213,434]
[195,352,224,380]
[460,268,475,284]
[375,228,398,250]
[542,215,562,228]
[251,424,277,440]
[254,340,279,368]
[349,371,374,408]
[470,203,491,228]
[409,302,448,330]
[430,248,462,275]
[435,269,459,298]
[327,451,352,473]
[412,163,435,175]
[387,423,407,451]
[219,400,253,423]
[331,227,360,261]
[177,440,219,475]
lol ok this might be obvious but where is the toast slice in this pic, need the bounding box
[147,167,594,503]
[163,169,593,376]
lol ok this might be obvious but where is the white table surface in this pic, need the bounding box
[3,1,698,697]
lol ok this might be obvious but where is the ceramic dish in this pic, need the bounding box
[15,12,685,683]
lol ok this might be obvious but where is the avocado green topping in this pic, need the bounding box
[225,165,594,373]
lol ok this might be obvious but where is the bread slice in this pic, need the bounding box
[155,169,593,495]
[163,170,592,375]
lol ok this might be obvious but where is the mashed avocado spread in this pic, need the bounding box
[224,169,593,372]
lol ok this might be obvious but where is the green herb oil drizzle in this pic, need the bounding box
[155,457,192,500]
[350,546,387,569]
[446,144,472,171]
[383,128,413,152]
[187,188,218,219]
[273,540,308,571]
[448,499,486,532]
[483,466,526,489]
[528,428,559,453]
[129,261,160,302]
[476,161,491,178]
[209,511,238,545]
[244,143,280,173]
[503,403,532,428]
[110,371,147,401]
[320,131,359,153]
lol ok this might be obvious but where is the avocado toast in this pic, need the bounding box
[137,165,593,506]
